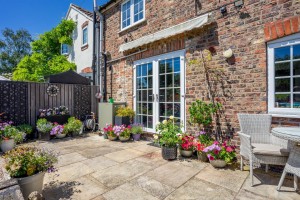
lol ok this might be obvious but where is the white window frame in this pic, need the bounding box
[61,44,69,55]
[121,0,145,31]
[133,50,186,133]
[82,26,88,46]
[268,32,300,116]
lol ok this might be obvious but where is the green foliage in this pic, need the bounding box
[64,117,83,134]
[36,119,53,133]
[4,146,58,178]
[119,127,131,138]
[155,116,182,148]
[189,100,222,128]
[131,124,143,135]
[17,124,33,135]
[0,125,23,143]
[116,107,135,118]
[12,20,76,82]
[0,28,32,73]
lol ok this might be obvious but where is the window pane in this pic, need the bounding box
[148,76,152,88]
[166,59,173,73]
[134,15,139,23]
[148,63,153,75]
[160,75,165,88]
[148,89,153,101]
[160,103,166,116]
[137,78,141,89]
[142,90,147,101]
[174,103,181,117]
[293,94,300,108]
[136,103,141,114]
[275,94,291,108]
[174,73,180,87]
[293,61,300,75]
[275,62,290,77]
[159,61,165,74]
[142,103,147,114]
[275,46,290,61]
[166,74,173,87]
[159,89,165,102]
[293,78,300,92]
[142,64,147,76]
[275,78,290,92]
[166,89,173,102]
[148,103,153,115]
[142,115,147,127]
[166,104,173,116]
[137,90,141,101]
[174,57,180,72]
[174,88,180,102]
[139,12,143,20]
[148,116,153,129]
[82,28,88,44]
[293,45,300,59]
[141,77,147,88]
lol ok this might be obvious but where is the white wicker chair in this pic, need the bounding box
[237,113,290,186]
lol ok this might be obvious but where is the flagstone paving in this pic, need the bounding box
[36,134,300,200]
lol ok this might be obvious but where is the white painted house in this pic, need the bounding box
[64,4,94,80]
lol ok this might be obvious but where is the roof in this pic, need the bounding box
[99,0,116,11]
[66,4,94,21]
[119,13,213,52]
[46,70,91,85]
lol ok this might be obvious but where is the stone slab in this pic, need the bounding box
[235,189,270,200]
[104,148,146,162]
[0,185,24,200]
[195,165,248,192]
[134,151,168,168]
[56,152,87,167]
[165,178,236,200]
[130,144,161,153]
[79,146,123,159]
[82,156,119,171]
[103,182,159,200]
[146,162,201,188]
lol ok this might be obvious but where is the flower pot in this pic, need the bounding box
[56,133,66,139]
[103,133,108,139]
[162,146,177,160]
[119,136,130,142]
[17,172,45,199]
[197,151,208,162]
[38,131,51,141]
[210,159,227,168]
[132,134,141,141]
[179,149,193,157]
[1,139,15,152]
[114,116,130,126]
[108,135,118,141]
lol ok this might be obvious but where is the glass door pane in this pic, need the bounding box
[136,63,153,129]
[158,57,181,125]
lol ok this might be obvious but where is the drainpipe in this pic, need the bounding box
[92,0,97,85]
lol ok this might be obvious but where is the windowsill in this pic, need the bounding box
[81,44,88,51]
[118,18,146,34]
[61,53,69,56]
[269,113,300,118]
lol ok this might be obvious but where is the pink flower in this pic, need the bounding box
[226,146,233,152]
[207,154,214,160]
[213,141,219,145]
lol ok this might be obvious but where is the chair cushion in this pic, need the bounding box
[252,143,289,157]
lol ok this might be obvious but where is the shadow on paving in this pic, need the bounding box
[43,180,82,199]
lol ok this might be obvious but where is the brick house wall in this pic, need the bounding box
[100,0,300,143]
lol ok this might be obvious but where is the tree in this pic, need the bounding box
[0,28,32,73]
[13,19,76,82]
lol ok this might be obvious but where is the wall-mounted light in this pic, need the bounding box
[223,48,233,59]
[234,0,244,9]
[220,6,227,16]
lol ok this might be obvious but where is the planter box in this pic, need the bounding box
[114,116,130,126]
[38,131,51,141]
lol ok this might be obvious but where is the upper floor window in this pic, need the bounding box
[82,26,88,46]
[61,44,69,55]
[121,0,145,30]
[268,33,300,115]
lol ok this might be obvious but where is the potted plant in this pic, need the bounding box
[103,124,113,139]
[131,124,143,141]
[0,122,23,152]
[203,140,236,168]
[119,125,131,142]
[115,107,135,126]
[194,141,208,162]
[178,134,195,157]
[194,130,213,162]
[3,146,57,199]
[156,116,182,160]
[50,123,66,139]
[17,124,33,141]
[111,125,125,141]
[64,117,83,136]
[36,119,53,141]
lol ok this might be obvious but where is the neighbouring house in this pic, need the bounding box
[97,0,300,138]
[64,4,94,80]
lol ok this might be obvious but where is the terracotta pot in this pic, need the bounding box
[56,133,66,139]
[1,139,15,152]
[210,159,227,168]
[162,146,177,160]
[179,149,193,157]
[108,135,118,141]
[119,136,130,142]
[132,134,141,141]
[197,151,208,162]
[17,172,45,200]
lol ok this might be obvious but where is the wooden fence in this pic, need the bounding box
[0,80,99,125]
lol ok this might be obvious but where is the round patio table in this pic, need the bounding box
[271,127,300,191]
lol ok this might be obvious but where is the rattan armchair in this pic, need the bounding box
[237,114,290,186]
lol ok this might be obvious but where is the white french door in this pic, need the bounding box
[133,50,185,132]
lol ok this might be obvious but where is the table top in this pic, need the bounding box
[271,127,300,142]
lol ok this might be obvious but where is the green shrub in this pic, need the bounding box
[17,124,33,135]
[116,107,135,118]
[131,124,143,135]
[36,119,53,133]
[1,125,23,143]
[64,117,82,134]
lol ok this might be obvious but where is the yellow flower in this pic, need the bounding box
[163,120,167,124]
[169,116,174,120]
[153,135,158,140]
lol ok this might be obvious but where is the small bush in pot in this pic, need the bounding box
[17,124,33,141]
[194,130,213,162]
[156,116,182,160]
[50,123,66,139]
[103,124,113,139]
[194,141,208,162]
[36,119,53,140]
[203,140,236,168]
[119,125,131,142]
[115,107,135,126]
[131,123,143,141]
[178,134,195,157]
[64,117,83,136]
[3,146,58,199]
[0,122,23,152]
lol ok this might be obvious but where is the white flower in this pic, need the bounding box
[163,120,167,125]
[153,135,158,140]
[156,122,161,126]
[169,115,174,120]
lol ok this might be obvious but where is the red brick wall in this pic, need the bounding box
[102,0,300,142]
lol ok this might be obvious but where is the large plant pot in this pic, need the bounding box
[114,116,130,126]
[210,159,227,168]
[162,146,177,160]
[1,139,15,153]
[197,151,208,162]
[38,131,51,141]
[17,172,45,199]
[103,133,108,139]
[119,136,130,142]
[56,133,66,139]
[132,134,141,141]
[179,149,193,157]
[108,135,118,141]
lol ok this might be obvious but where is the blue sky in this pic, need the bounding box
[0,0,109,39]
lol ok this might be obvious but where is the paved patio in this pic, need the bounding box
[36,134,300,200]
